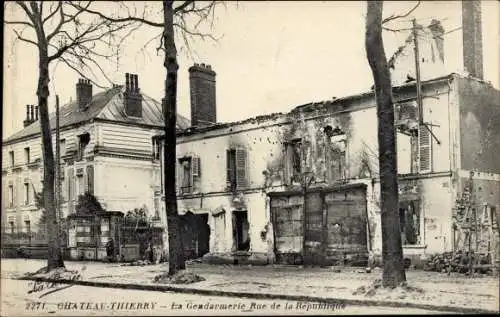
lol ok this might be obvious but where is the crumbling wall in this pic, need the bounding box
[458,77,500,174]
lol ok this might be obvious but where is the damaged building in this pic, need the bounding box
[155,18,499,266]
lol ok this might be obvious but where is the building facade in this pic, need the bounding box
[1,73,190,240]
[157,72,499,266]
[155,20,499,265]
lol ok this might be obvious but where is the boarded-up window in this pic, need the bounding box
[227,148,248,191]
[419,125,432,173]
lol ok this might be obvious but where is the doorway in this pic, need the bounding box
[233,210,250,251]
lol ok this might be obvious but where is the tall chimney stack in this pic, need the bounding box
[76,78,93,111]
[124,73,142,117]
[35,106,39,121]
[23,105,31,127]
[428,19,445,62]
[189,63,216,127]
[462,1,483,79]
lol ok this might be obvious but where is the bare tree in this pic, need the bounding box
[5,1,133,271]
[76,0,220,276]
[365,0,406,287]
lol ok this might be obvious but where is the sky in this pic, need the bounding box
[3,1,499,139]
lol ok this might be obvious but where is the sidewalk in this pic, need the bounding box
[2,259,498,314]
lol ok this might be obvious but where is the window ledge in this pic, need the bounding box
[403,244,427,249]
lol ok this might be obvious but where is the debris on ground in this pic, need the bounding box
[122,260,154,266]
[423,251,493,274]
[153,271,205,284]
[25,267,82,280]
[352,279,425,299]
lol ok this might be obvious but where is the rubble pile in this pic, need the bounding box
[423,251,492,274]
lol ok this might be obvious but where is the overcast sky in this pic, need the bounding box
[3,1,499,138]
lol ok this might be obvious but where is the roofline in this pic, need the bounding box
[154,73,457,141]
[2,115,166,146]
[2,120,92,145]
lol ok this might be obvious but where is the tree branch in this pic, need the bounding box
[382,1,421,24]
[12,29,39,47]
[4,20,34,27]
[71,3,164,28]
[173,1,195,14]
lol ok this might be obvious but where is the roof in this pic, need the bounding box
[154,73,455,140]
[4,86,190,144]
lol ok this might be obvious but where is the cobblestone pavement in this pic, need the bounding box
[1,259,498,312]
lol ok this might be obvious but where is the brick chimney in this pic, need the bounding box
[462,1,483,79]
[23,104,34,127]
[76,78,93,111]
[124,73,142,117]
[189,63,216,127]
[428,19,445,62]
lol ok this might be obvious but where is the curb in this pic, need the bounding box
[16,276,498,315]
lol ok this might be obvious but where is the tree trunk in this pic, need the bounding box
[38,49,65,270]
[163,0,185,275]
[365,0,406,287]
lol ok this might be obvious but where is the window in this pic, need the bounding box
[177,156,200,194]
[76,175,84,196]
[86,165,94,195]
[77,133,90,161]
[8,185,14,207]
[67,167,74,202]
[226,148,248,191]
[24,147,30,164]
[60,139,66,157]
[284,139,302,184]
[152,138,161,160]
[9,222,15,234]
[323,127,346,182]
[25,220,31,234]
[399,200,421,245]
[418,125,432,173]
[24,183,30,205]
[233,210,250,251]
[9,151,14,167]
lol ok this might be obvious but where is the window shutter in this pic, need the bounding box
[14,179,19,207]
[86,165,94,195]
[67,167,74,203]
[284,143,291,185]
[235,148,248,189]
[191,156,200,177]
[176,160,182,194]
[83,169,89,194]
[419,125,432,173]
[191,156,200,193]
[226,149,233,186]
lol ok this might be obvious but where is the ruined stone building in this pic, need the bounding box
[2,74,190,240]
[155,19,499,266]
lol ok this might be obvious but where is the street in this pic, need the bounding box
[0,279,450,316]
